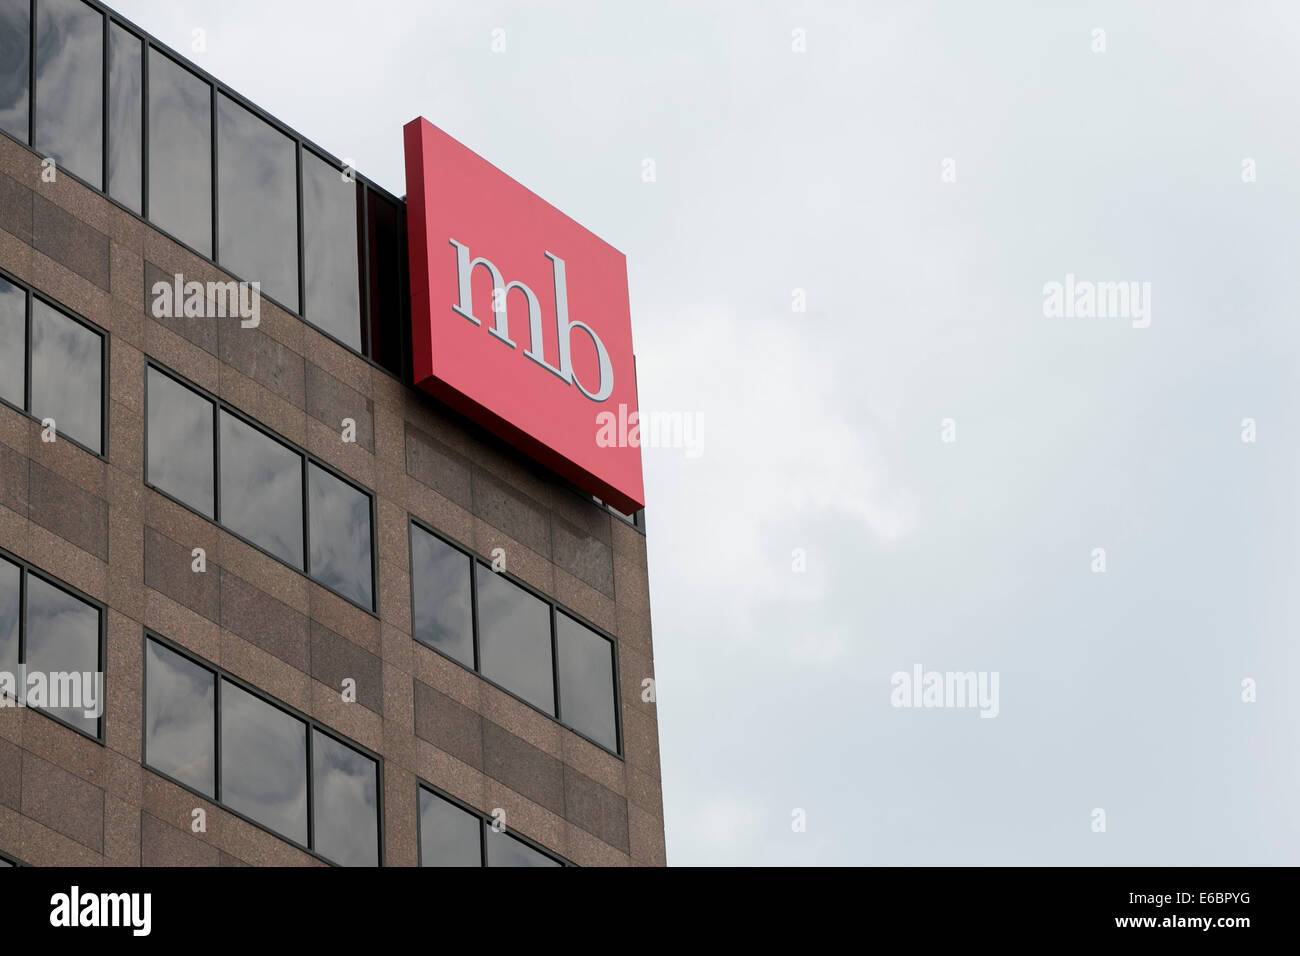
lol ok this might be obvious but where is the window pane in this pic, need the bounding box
[0,0,29,143]
[144,639,214,796]
[302,150,361,349]
[148,50,211,256]
[311,729,378,867]
[476,565,554,714]
[366,191,405,374]
[24,575,99,735]
[556,613,618,751]
[418,789,481,867]
[30,300,101,454]
[146,367,214,517]
[34,0,102,188]
[107,23,142,213]
[0,557,18,683]
[410,526,473,667]
[217,95,298,311]
[219,411,303,567]
[307,463,372,608]
[486,831,561,868]
[0,277,24,409]
[219,679,307,845]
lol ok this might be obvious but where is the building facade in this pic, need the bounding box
[0,0,664,867]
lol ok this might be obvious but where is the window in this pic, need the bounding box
[365,190,406,377]
[144,636,381,865]
[0,277,23,408]
[556,612,619,753]
[220,680,308,846]
[410,524,473,668]
[216,95,299,311]
[0,552,103,740]
[307,463,373,610]
[418,787,482,867]
[476,564,554,715]
[408,522,623,754]
[0,5,412,376]
[34,0,103,188]
[144,639,215,795]
[418,785,565,868]
[218,410,304,568]
[145,367,214,518]
[311,729,379,867]
[145,363,377,611]
[302,150,361,349]
[107,22,143,213]
[0,0,29,143]
[147,49,211,255]
[486,830,564,868]
[29,298,104,454]
[1,278,109,455]
[0,557,18,678]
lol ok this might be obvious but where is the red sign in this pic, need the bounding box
[403,118,645,514]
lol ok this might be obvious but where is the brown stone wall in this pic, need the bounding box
[0,131,665,867]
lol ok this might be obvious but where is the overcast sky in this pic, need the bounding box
[110,0,1300,865]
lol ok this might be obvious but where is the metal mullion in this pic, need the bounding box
[210,83,218,261]
[301,456,310,577]
[305,724,314,851]
[295,141,304,319]
[101,11,108,194]
[27,0,34,147]
[360,183,372,359]
[211,399,221,524]
[16,567,25,669]
[22,290,30,411]
[550,604,560,722]
[140,38,148,218]
[479,817,487,868]
[469,549,480,672]
[214,672,222,801]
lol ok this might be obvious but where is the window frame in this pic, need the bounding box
[0,544,106,743]
[416,780,568,868]
[142,358,379,615]
[142,630,384,867]
[407,518,623,758]
[6,0,409,381]
[0,267,109,461]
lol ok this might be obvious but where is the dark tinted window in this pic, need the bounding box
[220,679,307,845]
[476,566,554,714]
[219,411,303,567]
[0,557,18,681]
[144,638,215,796]
[418,789,481,867]
[24,574,99,735]
[217,95,298,311]
[107,23,142,213]
[307,463,372,609]
[366,191,405,376]
[486,830,562,868]
[410,526,473,667]
[311,729,379,867]
[0,277,24,409]
[302,151,361,349]
[0,0,29,143]
[34,0,102,187]
[30,299,102,454]
[146,367,214,517]
[556,613,618,752]
[148,50,211,255]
